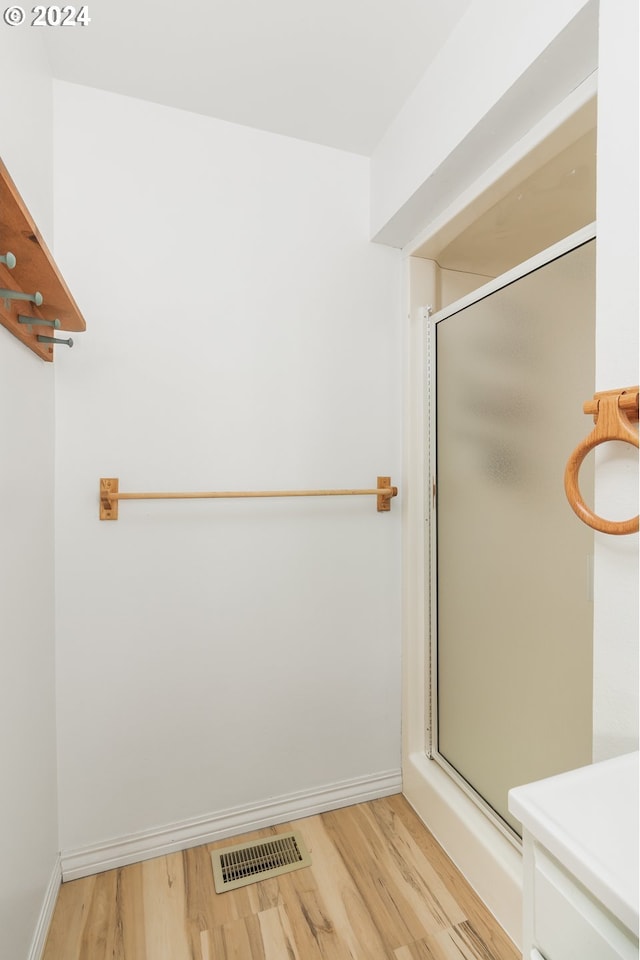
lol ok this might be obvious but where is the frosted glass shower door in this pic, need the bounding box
[432,235,595,836]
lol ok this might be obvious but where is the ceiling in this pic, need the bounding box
[43,0,474,156]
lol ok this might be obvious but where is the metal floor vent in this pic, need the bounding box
[211,831,311,893]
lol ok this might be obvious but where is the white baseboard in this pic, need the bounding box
[28,855,62,960]
[61,768,402,881]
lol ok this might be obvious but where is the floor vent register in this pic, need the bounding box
[211,831,311,893]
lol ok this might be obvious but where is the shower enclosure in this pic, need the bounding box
[427,227,596,837]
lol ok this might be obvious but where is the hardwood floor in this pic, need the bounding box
[42,794,521,960]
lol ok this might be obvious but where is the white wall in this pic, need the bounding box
[0,30,59,960]
[592,0,639,760]
[52,82,402,863]
[370,0,598,246]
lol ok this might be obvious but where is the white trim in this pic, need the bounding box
[61,769,402,881]
[424,301,436,760]
[402,257,434,765]
[28,855,61,960]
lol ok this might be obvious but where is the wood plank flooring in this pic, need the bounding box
[42,794,521,960]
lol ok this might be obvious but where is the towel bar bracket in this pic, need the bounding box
[377,476,393,512]
[100,478,119,521]
[584,387,639,424]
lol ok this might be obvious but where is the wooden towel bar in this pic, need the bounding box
[100,476,398,520]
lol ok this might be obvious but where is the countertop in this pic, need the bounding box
[508,751,639,936]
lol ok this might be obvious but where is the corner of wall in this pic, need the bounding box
[0,25,59,960]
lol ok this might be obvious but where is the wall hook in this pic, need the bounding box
[0,288,43,309]
[564,386,639,535]
[18,314,61,329]
[37,334,73,348]
[0,252,16,268]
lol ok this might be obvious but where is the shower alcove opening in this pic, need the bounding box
[402,80,598,948]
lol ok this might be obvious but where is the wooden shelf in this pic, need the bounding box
[0,156,86,361]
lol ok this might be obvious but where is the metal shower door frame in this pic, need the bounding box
[424,221,597,846]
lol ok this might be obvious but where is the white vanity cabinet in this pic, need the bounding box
[509,752,638,960]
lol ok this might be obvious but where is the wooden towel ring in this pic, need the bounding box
[564,387,639,535]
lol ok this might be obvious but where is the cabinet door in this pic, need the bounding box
[534,848,637,960]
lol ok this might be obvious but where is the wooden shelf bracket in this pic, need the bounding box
[0,156,86,360]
